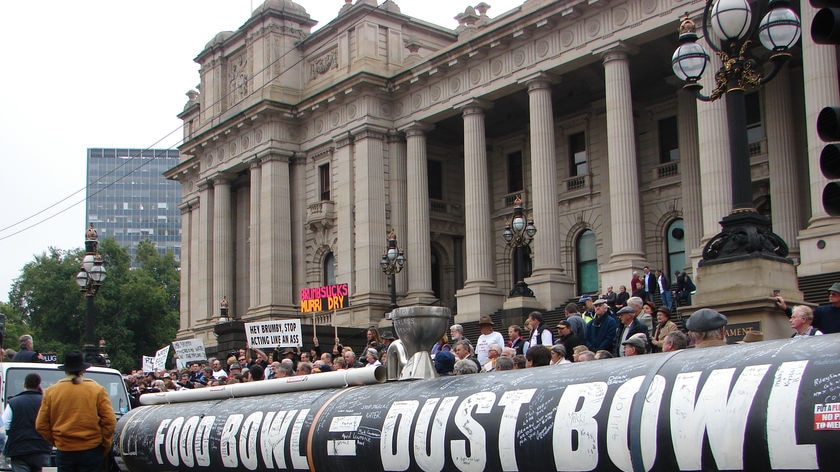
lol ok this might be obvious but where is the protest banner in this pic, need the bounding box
[171,338,206,364]
[154,346,170,371]
[244,320,302,349]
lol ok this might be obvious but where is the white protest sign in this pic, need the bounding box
[171,338,206,364]
[244,319,302,349]
[154,345,170,371]
[142,356,155,373]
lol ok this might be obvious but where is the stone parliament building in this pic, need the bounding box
[165,0,840,347]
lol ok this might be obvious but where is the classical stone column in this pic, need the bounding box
[388,132,409,299]
[678,88,702,272]
[454,100,503,321]
[404,123,435,303]
[798,3,840,275]
[353,126,389,317]
[290,153,307,305]
[764,67,801,260]
[333,134,355,298]
[523,75,571,309]
[197,180,214,321]
[178,201,193,330]
[462,103,494,286]
[259,153,294,311]
[213,175,234,319]
[248,160,261,309]
[696,53,731,242]
[598,46,646,291]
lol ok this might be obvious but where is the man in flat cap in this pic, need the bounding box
[685,308,728,348]
[614,306,649,357]
[621,333,648,356]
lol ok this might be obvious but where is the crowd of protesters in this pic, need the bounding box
[124,280,839,401]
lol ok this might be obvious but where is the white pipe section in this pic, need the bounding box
[139,365,386,405]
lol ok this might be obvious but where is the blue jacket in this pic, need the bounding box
[584,314,618,353]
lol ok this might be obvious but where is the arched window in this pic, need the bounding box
[666,219,686,275]
[576,230,598,294]
[323,252,336,286]
[431,250,441,300]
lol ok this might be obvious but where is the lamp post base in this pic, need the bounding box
[700,211,791,266]
[509,281,534,298]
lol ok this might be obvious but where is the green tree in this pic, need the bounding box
[7,238,180,372]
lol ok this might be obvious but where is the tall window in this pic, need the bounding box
[323,252,336,285]
[428,160,443,200]
[507,151,523,193]
[569,132,587,176]
[319,163,331,201]
[746,91,763,148]
[576,230,598,294]
[666,219,686,276]
[658,116,680,163]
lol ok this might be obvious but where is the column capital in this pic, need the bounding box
[258,150,294,164]
[179,197,200,214]
[332,131,354,149]
[386,129,405,143]
[400,121,435,137]
[518,72,558,90]
[593,41,637,63]
[197,178,213,191]
[212,173,233,186]
[350,124,389,141]
[454,98,492,115]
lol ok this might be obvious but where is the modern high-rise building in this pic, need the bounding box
[85,148,182,265]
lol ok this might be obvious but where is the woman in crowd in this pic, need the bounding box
[615,285,630,311]
[430,334,450,357]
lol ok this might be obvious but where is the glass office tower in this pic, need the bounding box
[85,148,181,266]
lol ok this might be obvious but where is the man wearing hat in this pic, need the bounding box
[35,352,116,471]
[475,315,504,366]
[584,299,618,354]
[621,333,648,356]
[614,306,649,357]
[685,308,728,348]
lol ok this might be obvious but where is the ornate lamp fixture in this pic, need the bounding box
[75,224,107,366]
[671,0,800,265]
[380,230,406,309]
[502,196,537,297]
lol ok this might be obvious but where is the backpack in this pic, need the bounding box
[685,276,696,292]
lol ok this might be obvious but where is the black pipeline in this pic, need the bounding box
[114,335,840,471]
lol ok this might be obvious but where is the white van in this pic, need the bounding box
[0,362,131,471]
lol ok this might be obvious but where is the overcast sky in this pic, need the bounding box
[0,0,523,302]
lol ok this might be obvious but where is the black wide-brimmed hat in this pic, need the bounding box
[58,351,91,372]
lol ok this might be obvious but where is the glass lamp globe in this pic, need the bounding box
[710,0,752,42]
[672,41,710,82]
[758,5,801,51]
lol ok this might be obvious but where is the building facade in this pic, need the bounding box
[166,0,840,346]
[86,148,182,265]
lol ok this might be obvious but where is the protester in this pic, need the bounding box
[35,352,116,472]
[3,373,51,472]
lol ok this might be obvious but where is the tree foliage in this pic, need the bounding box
[6,238,179,372]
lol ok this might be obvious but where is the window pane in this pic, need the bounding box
[319,164,330,201]
[507,151,523,193]
[569,132,586,176]
[658,116,679,163]
[428,160,443,200]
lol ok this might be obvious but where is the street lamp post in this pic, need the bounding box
[380,230,406,311]
[671,0,801,265]
[502,196,537,297]
[75,224,107,366]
